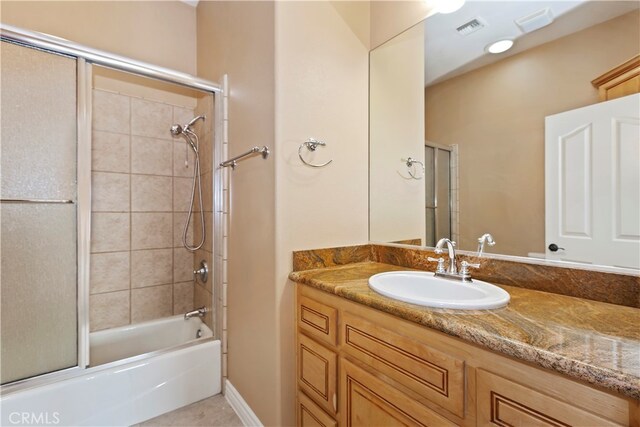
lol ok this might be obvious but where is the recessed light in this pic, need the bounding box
[433,0,465,14]
[486,39,514,54]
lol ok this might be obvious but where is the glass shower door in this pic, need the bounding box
[1,41,79,384]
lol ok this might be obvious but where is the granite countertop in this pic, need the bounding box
[289,261,640,399]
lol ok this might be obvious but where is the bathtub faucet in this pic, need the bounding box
[184,307,208,320]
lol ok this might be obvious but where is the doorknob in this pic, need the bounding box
[548,243,565,252]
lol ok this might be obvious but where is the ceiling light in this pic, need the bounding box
[486,39,514,54]
[434,0,465,14]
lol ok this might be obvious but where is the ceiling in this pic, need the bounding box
[424,0,640,86]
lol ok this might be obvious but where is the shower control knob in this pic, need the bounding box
[548,244,565,252]
[194,260,209,283]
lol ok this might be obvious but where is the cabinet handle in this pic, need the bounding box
[333,393,337,412]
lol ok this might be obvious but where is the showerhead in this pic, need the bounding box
[170,124,184,136]
[170,115,206,137]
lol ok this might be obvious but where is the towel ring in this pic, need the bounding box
[405,157,424,179]
[299,138,333,168]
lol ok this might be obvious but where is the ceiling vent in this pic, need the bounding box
[515,8,555,33]
[455,17,487,37]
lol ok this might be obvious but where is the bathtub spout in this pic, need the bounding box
[184,307,207,320]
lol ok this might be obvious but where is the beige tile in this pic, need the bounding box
[173,141,196,178]
[93,90,130,134]
[194,285,213,330]
[204,212,213,252]
[198,133,214,175]
[131,136,173,176]
[92,172,130,212]
[139,395,241,427]
[173,177,193,212]
[131,98,173,139]
[90,291,129,331]
[92,131,129,173]
[131,249,173,288]
[194,249,212,292]
[174,247,194,283]
[91,213,130,253]
[173,212,193,248]
[200,172,213,212]
[131,284,172,323]
[90,252,130,294]
[173,281,194,315]
[131,213,172,250]
[131,175,172,212]
[173,106,194,127]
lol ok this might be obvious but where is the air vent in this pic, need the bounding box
[456,17,487,36]
[515,8,554,33]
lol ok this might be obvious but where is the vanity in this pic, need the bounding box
[290,245,640,426]
[293,2,640,425]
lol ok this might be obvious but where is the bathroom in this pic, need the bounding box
[0,0,638,426]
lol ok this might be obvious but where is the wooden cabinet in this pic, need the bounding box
[298,334,338,415]
[592,55,640,102]
[295,285,636,427]
[298,392,337,427]
[340,359,456,427]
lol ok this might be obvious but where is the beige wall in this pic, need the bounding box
[275,2,370,425]
[370,23,425,243]
[0,1,196,75]
[197,2,279,425]
[425,10,640,256]
[370,0,435,49]
[198,1,369,425]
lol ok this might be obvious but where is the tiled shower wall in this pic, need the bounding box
[89,88,201,331]
[192,93,215,332]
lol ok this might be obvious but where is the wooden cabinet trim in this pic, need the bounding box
[298,295,338,346]
[340,358,457,427]
[477,369,624,426]
[298,392,337,427]
[344,322,449,396]
[298,334,338,415]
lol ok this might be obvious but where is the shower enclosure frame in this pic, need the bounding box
[0,24,222,395]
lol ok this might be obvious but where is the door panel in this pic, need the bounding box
[545,94,640,268]
[0,41,78,384]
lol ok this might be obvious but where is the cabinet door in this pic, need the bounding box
[340,359,456,427]
[477,369,624,426]
[298,392,337,427]
[298,334,338,415]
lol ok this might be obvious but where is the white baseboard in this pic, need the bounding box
[225,380,263,427]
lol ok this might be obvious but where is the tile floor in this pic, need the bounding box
[134,395,242,427]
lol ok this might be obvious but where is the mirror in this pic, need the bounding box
[369,0,640,269]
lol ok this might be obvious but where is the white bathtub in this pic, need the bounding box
[1,315,221,426]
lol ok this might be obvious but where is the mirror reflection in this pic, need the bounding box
[369,0,640,269]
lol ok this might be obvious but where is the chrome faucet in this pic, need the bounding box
[184,306,207,320]
[435,238,457,274]
[428,238,480,283]
[477,233,496,257]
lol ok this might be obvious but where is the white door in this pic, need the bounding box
[545,93,640,269]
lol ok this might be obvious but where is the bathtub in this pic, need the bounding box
[1,315,221,426]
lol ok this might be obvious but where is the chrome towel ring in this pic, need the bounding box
[299,138,333,168]
[405,157,424,179]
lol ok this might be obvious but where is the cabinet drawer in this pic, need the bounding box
[298,295,338,346]
[298,334,338,415]
[477,369,624,426]
[340,358,456,427]
[298,392,337,427]
[341,312,465,417]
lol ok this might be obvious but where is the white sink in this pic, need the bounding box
[368,271,510,310]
